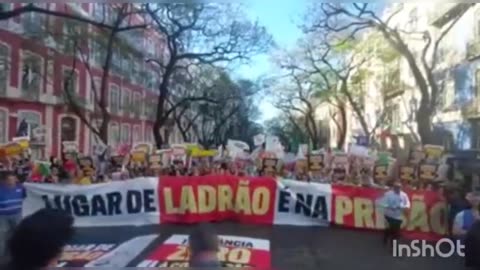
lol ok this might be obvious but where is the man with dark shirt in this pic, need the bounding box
[465,220,480,269]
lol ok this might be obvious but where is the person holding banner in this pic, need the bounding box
[381,181,410,248]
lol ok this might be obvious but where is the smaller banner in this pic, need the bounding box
[137,234,270,268]
[57,235,157,267]
[331,185,448,240]
[274,179,331,226]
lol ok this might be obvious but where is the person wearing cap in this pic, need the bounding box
[380,181,411,248]
[452,192,480,240]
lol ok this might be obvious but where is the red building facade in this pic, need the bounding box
[0,3,167,159]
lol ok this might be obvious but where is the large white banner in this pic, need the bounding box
[23,177,160,227]
[273,179,332,226]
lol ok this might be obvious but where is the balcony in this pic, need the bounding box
[467,40,480,61]
[461,98,480,119]
[429,4,473,28]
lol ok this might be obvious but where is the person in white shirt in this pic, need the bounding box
[381,181,411,247]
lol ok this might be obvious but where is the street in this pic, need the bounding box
[74,223,464,270]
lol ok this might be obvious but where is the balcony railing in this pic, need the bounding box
[462,98,480,119]
[429,4,473,27]
[467,40,480,61]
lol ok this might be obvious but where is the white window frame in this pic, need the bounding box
[121,123,130,144]
[0,107,8,143]
[132,124,141,142]
[20,50,43,94]
[17,110,42,138]
[62,66,80,95]
[109,84,120,113]
[90,77,101,106]
[0,42,10,94]
[109,122,119,146]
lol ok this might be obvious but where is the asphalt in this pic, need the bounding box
[73,223,465,270]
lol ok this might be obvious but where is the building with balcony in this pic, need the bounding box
[342,3,480,152]
[0,3,186,159]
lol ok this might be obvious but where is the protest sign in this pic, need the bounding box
[137,234,271,268]
[308,154,324,172]
[78,156,95,177]
[400,165,416,183]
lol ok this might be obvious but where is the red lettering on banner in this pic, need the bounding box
[331,185,448,240]
[158,175,276,224]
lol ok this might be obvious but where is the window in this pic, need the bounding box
[122,89,131,110]
[134,92,141,116]
[90,34,104,66]
[0,44,9,95]
[133,125,141,142]
[21,52,42,96]
[93,4,104,19]
[145,126,153,142]
[476,70,480,98]
[109,122,120,146]
[121,124,130,144]
[0,109,7,143]
[23,7,45,35]
[91,77,101,105]
[109,85,120,113]
[63,69,78,96]
[17,111,41,138]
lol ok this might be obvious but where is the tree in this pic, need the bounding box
[145,3,273,148]
[58,4,147,144]
[303,3,473,144]
[265,115,309,153]
[269,66,328,149]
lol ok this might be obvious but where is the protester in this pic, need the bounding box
[452,192,480,240]
[464,220,480,270]
[4,208,74,270]
[0,173,25,256]
[188,223,221,268]
[381,181,411,248]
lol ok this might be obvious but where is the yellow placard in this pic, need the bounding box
[424,145,444,161]
[78,157,95,177]
[191,148,217,157]
[308,154,324,171]
[400,166,416,182]
[131,151,146,163]
[419,164,437,181]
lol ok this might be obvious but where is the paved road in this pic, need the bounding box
[74,223,464,270]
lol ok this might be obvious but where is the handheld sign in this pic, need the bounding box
[418,163,438,181]
[78,156,95,177]
[400,165,416,182]
[374,165,388,182]
[424,144,444,162]
[262,158,278,173]
[130,151,146,168]
[148,153,162,169]
[308,154,324,172]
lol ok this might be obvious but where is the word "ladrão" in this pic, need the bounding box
[41,190,157,216]
[162,181,271,215]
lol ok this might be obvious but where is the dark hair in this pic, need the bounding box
[8,209,74,270]
[188,223,219,255]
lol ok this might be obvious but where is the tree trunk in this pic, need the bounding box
[153,121,163,149]
[337,103,347,149]
[416,103,434,144]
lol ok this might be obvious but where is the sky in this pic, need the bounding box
[234,0,309,123]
